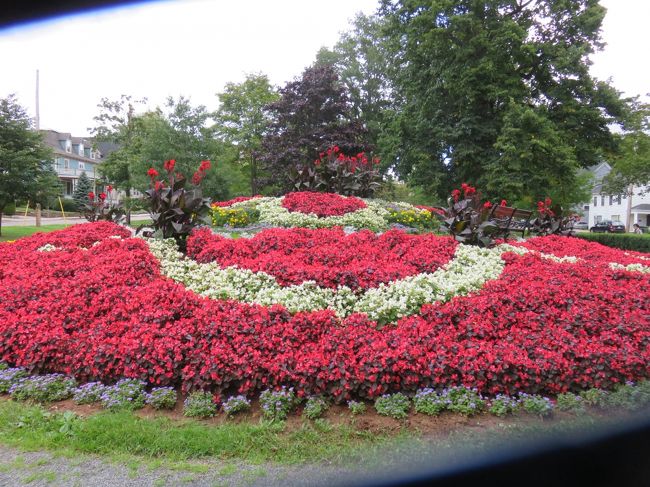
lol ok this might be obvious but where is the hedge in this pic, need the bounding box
[575,232,650,253]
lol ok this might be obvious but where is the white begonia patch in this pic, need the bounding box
[37,244,59,252]
[609,262,650,274]
[230,197,391,232]
[146,238,507,324]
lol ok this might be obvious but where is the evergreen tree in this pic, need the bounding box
[72,171,93,211]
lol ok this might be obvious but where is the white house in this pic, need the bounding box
[586,162,650,230]
[41,130,103,198]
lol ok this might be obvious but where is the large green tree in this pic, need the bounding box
[315,14,395,169]
[0,94,58,235]
[213,73,279,194]
[603,100,650,194]
[90,95,147,223]
[380,0,627,205]
[133,96,246,201]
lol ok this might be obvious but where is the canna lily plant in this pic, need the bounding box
[138,159,213,246]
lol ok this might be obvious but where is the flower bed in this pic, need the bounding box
[187,227,457,290]
[211,192,440,232]
[281,191,367,217]
[0,223,648,404]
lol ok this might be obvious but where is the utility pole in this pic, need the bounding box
[35,69,40,130]
[626,183,634,232]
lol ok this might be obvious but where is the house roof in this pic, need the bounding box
[631,204,650,212]
[40,129,100,164]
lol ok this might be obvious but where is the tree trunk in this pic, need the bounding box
[626,184,634,232]
[126,187,132,225]
[250,155,258,195]
[0,210,3,237]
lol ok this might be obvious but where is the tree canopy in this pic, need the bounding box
[0,94,59,234]
[257,64,371,194]
[378,0,628,206]
[213,73,279,194]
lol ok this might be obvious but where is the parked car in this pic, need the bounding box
[590,221,612,233]
[608,222,626,233]
[573,221,588,231]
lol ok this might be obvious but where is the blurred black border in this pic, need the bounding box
[2,2,650,486]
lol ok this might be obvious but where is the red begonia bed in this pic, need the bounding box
[0,222,647,401]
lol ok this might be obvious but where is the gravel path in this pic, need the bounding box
[0,446,390,487]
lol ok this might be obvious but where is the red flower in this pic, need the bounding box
[500,200,507,207]
[99,193,107,201]
[88,192,95,200]
[147,168,159,179]
[451,189,461,202]
[107,185,113,192]
[483,201,492,209]
[199,160,211,172]
[191,171,204,185]
[164,159,176,172]
[154,181,163,191]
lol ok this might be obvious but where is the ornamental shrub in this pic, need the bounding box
[488,394,520,417]
[222,395,251,416]
[603,382,650,411]
[555,392,586,413]
[575,233,650,253]
[100,379,147,411]
[146,387,177,410]
[374,393,410,419]
[303,396,329,420]
[347,400,366,415]
[183,391,217,418]
[443,387,486,416]
[73,382,107,405]
[580,388,610,409]
[259,387,300,421]
[9,374,76,403]
[0,368,27,393]
[413,389,447,416]
[518,393,554,417]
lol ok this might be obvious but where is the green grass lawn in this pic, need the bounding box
[0,224,72,242]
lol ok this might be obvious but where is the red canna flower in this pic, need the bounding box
[452,189,461,202]
[164,159,176,172]
[147,168,159,179]
[500,200,507,207]
[483,201,492,209]
[88,192,95,200]
[199,160,211,172]
[99,193,107,200]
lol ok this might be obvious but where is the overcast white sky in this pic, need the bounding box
[0,0,647,136]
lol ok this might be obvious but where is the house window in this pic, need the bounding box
[612,215,620,222]
[65,181,73,195]
[617,195,622,205]
[601,195,605,206]
[79,162,85,170]
[65,141,71,153]
[595,215,602,223]
[609,195,613,205]
[64,159,69,169]
[593,196,597,207]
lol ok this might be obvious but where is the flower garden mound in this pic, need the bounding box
[281,191,366,217]
[0,223,648,403]
[187,227,458,290]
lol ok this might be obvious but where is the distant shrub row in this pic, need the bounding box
[575,232,650,253]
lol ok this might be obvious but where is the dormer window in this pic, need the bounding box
[65,141,71,153]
